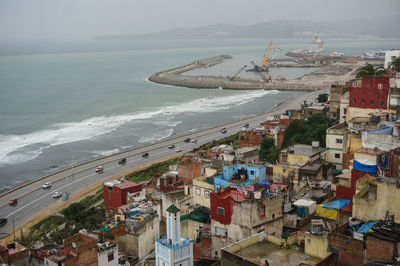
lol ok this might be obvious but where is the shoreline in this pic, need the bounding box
[0,89,325,238]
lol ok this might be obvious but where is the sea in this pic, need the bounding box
[0,38,399,193]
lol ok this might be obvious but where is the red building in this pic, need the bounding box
[349,76,390,109]
[210,189,247,225]
[103,180,142,212]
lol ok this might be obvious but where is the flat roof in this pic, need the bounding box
[215,189,247,202]
[281,144,324,157]
[233,240,321,266]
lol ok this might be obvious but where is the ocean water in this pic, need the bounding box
[0,38,399,192]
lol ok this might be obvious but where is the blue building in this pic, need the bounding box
[155,204,193,266]
[214,164,267,192]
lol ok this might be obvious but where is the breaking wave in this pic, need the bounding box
[0,90,279,166]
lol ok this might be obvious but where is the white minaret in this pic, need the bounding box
[166,204,181,245]
[156,204,193,266]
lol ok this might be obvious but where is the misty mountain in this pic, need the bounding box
[95,16,400,40]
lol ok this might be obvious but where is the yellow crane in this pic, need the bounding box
[261,42,276,69]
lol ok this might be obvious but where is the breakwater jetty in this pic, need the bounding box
[148,55,358,91]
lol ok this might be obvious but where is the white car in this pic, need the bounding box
[53,191,62,198]
[190,138,197,143]
[175,148,182,153]
[42,182,52,189]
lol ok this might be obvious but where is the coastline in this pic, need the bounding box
[0,88,325,239]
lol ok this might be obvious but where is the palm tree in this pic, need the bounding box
[356,64,386,78]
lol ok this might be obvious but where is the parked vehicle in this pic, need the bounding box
[184,138,191,143]
[53,191,62,198]
[142,152,149,158]
[8,198,17,206]
[220,128,227,134]
[95,166,104,173]
[243,123,249,128]
[175,148,182,153]
[0,218,7,227]
[168,144,175,149]
[42,182,52,189]
[118,158,127,165]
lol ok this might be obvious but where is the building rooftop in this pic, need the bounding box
[215,188,247,202]
[233,240,321,266]
[104,179,141,189]
[281,144,324,157]
[365,125,400,136]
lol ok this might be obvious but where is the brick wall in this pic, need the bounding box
[178,161,201,184]
[338,250,364,266]
[366,236,394,261]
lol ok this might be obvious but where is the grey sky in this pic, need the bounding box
[0,0,399,41]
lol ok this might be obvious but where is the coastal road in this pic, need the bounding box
[0,88,327,235]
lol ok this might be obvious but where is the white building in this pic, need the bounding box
[385,49,400,69]
[155,204,193,266]
[98,241,118,266]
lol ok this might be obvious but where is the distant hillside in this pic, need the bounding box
[95,16,400,41]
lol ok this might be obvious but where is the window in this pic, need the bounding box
[250,170,255,175]
[195,188,201,195]
[336,139,342,144]
[215,250,218,256]
[272,214,275,219]
[378,83,383,89]
[204,190,210,198]
[335,153,340,159]
[108,252,114,262]
[380,100,384,106]
[282,154,287,162]
[352,81,357,87]
[361,99,365,104]
[217,207,225,216]
[370,100,374,105]
[353,99,356,104]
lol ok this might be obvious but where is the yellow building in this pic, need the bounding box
[273,143,325,183]
[353,175,400,223]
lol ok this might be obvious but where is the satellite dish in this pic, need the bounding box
[72,242,77,249]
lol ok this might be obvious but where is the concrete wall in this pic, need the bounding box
[181,219,204,241]
[305,234,331,259]
[192,178,213,208]
[353,181,400,223]
[137,217,160,259]
[98,244,118,266]
[362,131,400,152]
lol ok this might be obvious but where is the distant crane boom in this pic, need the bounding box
[230,65,247,80]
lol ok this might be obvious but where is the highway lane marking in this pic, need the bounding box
[3,90,323,219]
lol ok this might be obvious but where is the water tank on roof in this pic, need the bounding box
[312,141,320,148]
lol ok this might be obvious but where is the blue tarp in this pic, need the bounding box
[257,180,270,186]
[356,222,378,234]
[323,199,351,210]
[353,160,377,174]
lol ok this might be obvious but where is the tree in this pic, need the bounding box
[62,202,86,222]
[282,113,329,148]
[259,138,279,164]
[317,93,329,103]
[356,64,386,78]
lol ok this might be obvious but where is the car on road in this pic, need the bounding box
[53,191,62,198]
[8,198,17,206]
[243,123,249,128]
[0,218,7,227]
[118,158,127,165]
[95,166,104,173]
[168,144,175,149]
[190,138,197,143]
[42,182,52,189]
[184,138,191,143]
[142,152,149,158]
[220,128,227,134]
[175,148,182,153]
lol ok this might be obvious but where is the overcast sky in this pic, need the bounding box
[0,0,399,41]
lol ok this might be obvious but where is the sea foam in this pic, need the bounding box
[0,90,279,166]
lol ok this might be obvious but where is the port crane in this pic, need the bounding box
[250,61,270,82]
[230,65,247,80]
[247,42,280,73]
